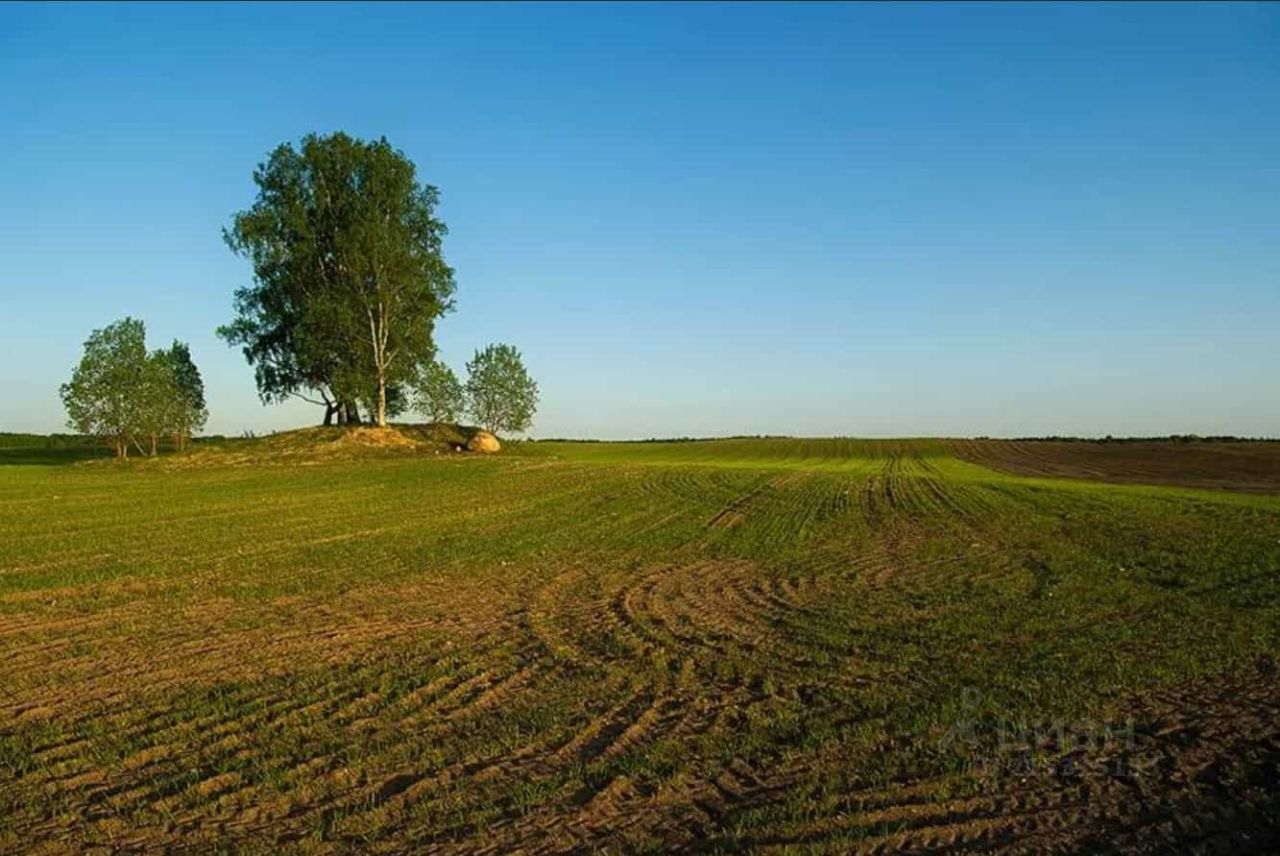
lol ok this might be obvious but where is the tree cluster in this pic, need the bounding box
[219,132,456,427]
[60,318,207,458]
[222,132,540,437]
[410,343,539,435]
[59,133,539,453]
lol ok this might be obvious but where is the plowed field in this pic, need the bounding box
[2,436,1277,853]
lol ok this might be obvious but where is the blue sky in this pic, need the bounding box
[1,2,1277,438]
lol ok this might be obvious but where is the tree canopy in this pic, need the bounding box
[220,132,456,427]
[465,344,539,435]
[60,319,207,457]
[158,341,208,450]
[411,358,466,424]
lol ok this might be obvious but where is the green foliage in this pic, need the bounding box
[165,341,208,442]
[0,433,92,449]
[59,318,149,457]
[58,318,206,457]
[220,132,456,426]
[132,349,181,455]
[137,342,208,452]
[410,359,465,423]
[465,343,539,435]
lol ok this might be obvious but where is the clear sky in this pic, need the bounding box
[2,2,1277,439]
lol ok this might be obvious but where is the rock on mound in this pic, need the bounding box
[466,431,501,453]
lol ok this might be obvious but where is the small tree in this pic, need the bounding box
[465,344,538,435]
[60,318,150,458]
[134,351,182,456]
[411,359,465,423]
[142,342,208,452]
[164,341,208,450]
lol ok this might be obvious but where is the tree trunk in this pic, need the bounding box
[324,402,339,426]
[150,435,158,456]
[376,378,387,427]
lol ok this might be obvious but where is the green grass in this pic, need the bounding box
[0,435,1277,851]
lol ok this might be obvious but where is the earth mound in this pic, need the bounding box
[144,423,508,468]
[163,425,432,467]
[318,426,420,453]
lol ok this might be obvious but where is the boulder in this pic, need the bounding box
[466,431,501,453]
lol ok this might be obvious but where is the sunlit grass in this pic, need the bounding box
[0,435,1276,851]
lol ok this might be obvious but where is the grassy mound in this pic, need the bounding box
[165,423,492,467]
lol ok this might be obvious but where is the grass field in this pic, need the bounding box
[1,432,1278,853]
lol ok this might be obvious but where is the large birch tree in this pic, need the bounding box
[221,132,455,427]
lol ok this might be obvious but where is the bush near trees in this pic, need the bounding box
[220,132,456,428]
[465,343,538,435]
[60,318,207,458]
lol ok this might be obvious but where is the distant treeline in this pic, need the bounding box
[10,432,1275,449]
[536,434,1279,444]
[0,433,97,449]
[990,435,1280,443]
[533,435,800,444]
[0,432,237,449]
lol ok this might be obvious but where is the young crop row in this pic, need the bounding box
[1,441,1277,851]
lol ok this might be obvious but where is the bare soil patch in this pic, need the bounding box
[955,439,1280,493]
